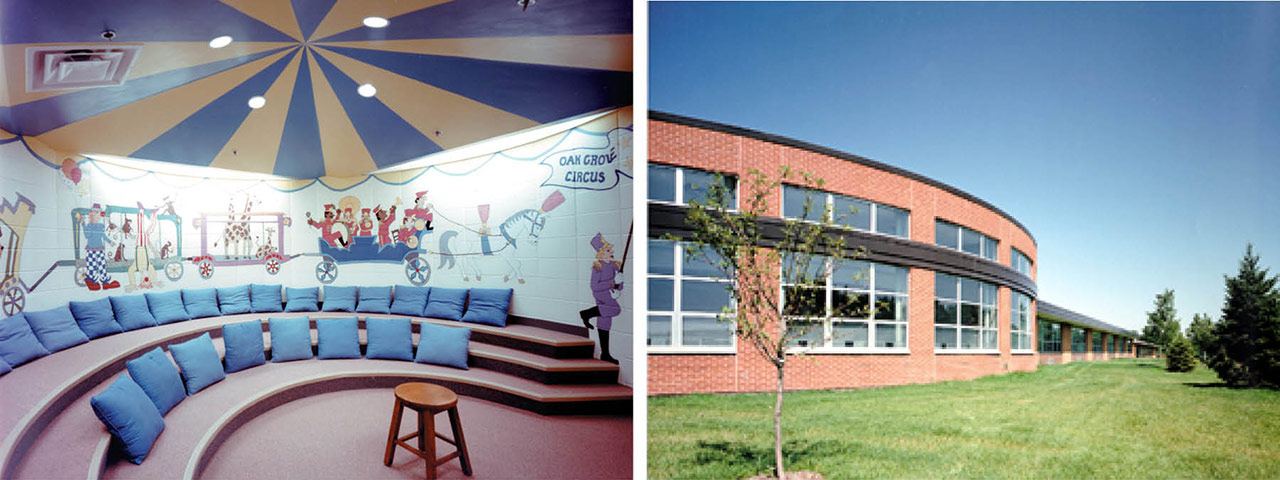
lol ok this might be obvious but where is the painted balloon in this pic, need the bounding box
[60,158,82,184]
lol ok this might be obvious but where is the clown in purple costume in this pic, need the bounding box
[579,233,623,364]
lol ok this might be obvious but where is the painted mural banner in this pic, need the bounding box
[538,127,633,191]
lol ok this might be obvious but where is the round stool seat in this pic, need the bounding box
[395,382,458,410]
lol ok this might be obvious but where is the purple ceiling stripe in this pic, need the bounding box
[0,0,295,44]
[290,0,338,41]
[314,0,630,43]
[273,50,325,178]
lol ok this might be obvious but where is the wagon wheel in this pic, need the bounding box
[74,266,88,287]
[198,259,214,279]
[265,256,281,275]
[404,256,430,286]
[2,285,24,316]
[315,260,337,284]
[164,261,184,281]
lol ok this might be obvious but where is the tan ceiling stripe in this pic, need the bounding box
[208,50,304,173]
[219,0,305,42]
[308,0,454,42]
[304,48,377,176]
[318,35,632,72]
[34,49,295,159]
[313,46,538,151]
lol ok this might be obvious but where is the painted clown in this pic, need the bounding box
[77,203,120,290]
[579,233,623,364]
[307,204,346,247]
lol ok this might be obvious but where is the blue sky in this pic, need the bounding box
[650,1,1280,332]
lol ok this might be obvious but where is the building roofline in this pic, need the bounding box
[650,110,1037,246]
[1037,300,1137,338]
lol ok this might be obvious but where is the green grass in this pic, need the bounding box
[648,360,1280,479]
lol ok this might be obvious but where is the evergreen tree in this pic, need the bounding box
[1141,289,1181,351]
[1165,334,1196,372]
[1186,313,1216,363]
[1209,244,1280,388]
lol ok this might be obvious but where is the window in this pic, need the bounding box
[1092,331,1104,353]
[648,164,738,208]
[935,220,998,261]
[647,239,735,350]
[1072,328,1087,353]
[781,185,910,239]
[935,273,998,351]
[1011,247,1033,277]
[1011,292,1032,351]
[781,255,909,350]
[1039,321,1062,353]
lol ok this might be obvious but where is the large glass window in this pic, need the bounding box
[647,239,735,350]
[781,185,910,239]
[1092,331,1104,353]
[1011,292,1032,351]
[781,255,909,350]
[648,164,738,208]
[935,273,998,351]
[1072,328,1087,353]
[936,220,998,261]
[1039,321,1061,353]
[1011,247,1033,277]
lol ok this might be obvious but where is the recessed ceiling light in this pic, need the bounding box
[209,36,233,49]
[357,84,377,97]
[363,17,389,28]
[248,96,266,109]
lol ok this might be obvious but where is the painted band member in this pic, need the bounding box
[579,233,623,364]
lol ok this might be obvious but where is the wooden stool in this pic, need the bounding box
[383,383,473,479]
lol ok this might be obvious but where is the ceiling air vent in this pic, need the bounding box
[25,44,142,92]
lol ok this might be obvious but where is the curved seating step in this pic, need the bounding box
[365,314,598,359]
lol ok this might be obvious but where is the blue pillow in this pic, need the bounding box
[284,287,319,312]
[461,288,512,327]
[217,285,252,315]
[321,286,357,312]
[269,317,313,362]
[365,318,412,361]
[25,306,90,352]
[414,323,471,370]
[0,357,10,376]
[356,286,392,314]
[125,347,186,416]
[168,333,226,395]
[316,317,361,359]
[145,291,191,325]
[0,314,49,367]
[422,287,468,321]
[222,320,266,373]
[250,284,283,313]
[390,286,430,316]
[110,296,158,331]
[69,299,123,339]
[90,374,165,465]
[182,288,221,318]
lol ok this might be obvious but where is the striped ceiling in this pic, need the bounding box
[0,0,632,178]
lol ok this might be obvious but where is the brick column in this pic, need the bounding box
[1060,323,1072,364]
[1084,329,1094,361]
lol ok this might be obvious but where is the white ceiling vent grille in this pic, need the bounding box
[25,44,143,92]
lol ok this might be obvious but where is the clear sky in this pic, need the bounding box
[650,1,1280,333]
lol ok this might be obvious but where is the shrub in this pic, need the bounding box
[1165,335,1196,373]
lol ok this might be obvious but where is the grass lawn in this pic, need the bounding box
[648,359,1280,479]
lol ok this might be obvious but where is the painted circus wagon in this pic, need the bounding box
[312,228,433,286]
[69,205,186,286]
[188,211,295,279]
[1,195,39,315]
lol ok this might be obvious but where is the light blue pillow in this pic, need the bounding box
[356,286,392,314]
[460,288,512,327]
[250,284,283,313]
[269,317,313,362]
[125,347,186,416]
[284,287,319,312]
[110,296,158,331]
[390,286,430,316]
[25,305,90,352]
[0,357,10,376]
[317,317,361,359]
[222,320,266,373]
[414,323,471,370]
[422,287,468,321]
[0,313,48,367]
[365,318,412,361]
[168,333,226,395]
[321,286,357,312]
[69,298,123,339]
[182,288,221,318]
[145,291,191,325]
[90,374,165,465]
[217,285,252,315]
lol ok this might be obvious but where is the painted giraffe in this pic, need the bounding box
[255,226,277,258]
[214,197,254,259]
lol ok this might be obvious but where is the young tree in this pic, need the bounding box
[1141,289,1181,351]
[1165,333,1196,372]
[678,166,867,479]
[1208,244,1280,388]
[1186,313,1216,364]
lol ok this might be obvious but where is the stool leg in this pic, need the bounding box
[448,407,473,476]
[384,398,403,466]
[421,410,437,480]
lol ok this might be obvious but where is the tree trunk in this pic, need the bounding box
[774,362,785,479]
